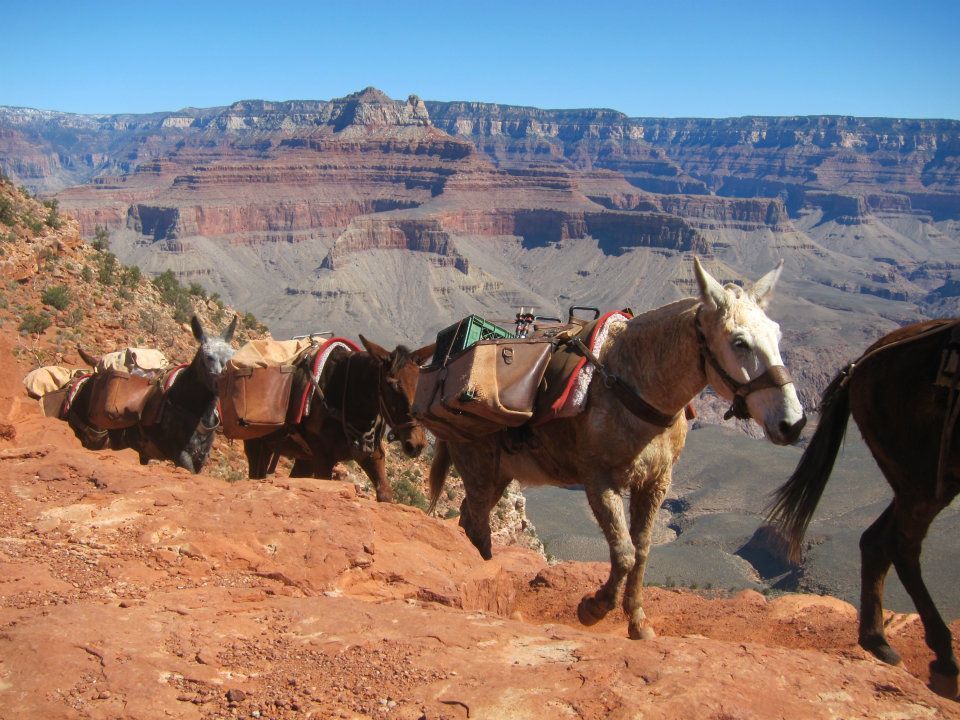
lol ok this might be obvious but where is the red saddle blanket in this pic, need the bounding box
[290,337,360,424]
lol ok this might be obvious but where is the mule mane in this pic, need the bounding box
[627,297,700,325]
[386,345,414,375]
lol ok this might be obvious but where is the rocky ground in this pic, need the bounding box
[2,330,960,718]
[3,172,960,718]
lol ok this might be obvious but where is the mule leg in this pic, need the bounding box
[454,444,511,560]
[176,450,196,473]
[623,477,670,640]
[244,439,269,480]
[858,503,901,665]
[577,480,635,627]
[357,449,393,503]
[889,502,959,690]
[290,458,323,478]
[267,450,281,475]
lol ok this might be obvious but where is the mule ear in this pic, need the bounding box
[358,334,390,361]
[693,257,727,312]
[749,259,783,309]
[77,345,101,368]
[190,315,206,343]
[411,342,436,366]
[223,314,238,343]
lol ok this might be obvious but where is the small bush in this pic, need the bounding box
[43,199,62,229]
[96,252,118,285]
[65,306,84,328]
[92,225,110,252]
[391,470,428,511]
[19,311,52,335]
[25,215,43,236]
[188,282,206,298]
[41,284,70,310]
[122,265,141,287]
[80,265,93,282]
[0,196,14,226]
[152,270,193,324]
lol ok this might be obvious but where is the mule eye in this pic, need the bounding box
[732,338,751,351]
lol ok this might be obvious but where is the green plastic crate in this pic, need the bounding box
[433,315,514,366]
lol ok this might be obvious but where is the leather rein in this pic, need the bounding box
[572,304,793,427]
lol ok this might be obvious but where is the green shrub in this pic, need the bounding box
[92,225,110,252]
[122,265,141,287]
[391,470,428,511]
[188,281,206,298]
[152,269,193,323]
[41,284,70,310]
[19,311,51,335]
[65,306,84,328]
[96,252,118,285]
[80,265,93,282]
[25,215,43,236]
[0,196,14,226]
[43,199,62,229]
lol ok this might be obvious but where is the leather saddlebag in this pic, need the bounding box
[219,364,295,440]
[412,339,554,441]
[40,387,69,418]
[88,368,154,429]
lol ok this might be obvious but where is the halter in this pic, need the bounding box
[376,358,419,443]
[694,305,793,421]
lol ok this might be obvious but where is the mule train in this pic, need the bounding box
[27,257,957,688]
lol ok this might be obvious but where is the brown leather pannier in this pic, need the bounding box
[40,387,69,418]
[88,368,155,429]
[219,364,295,440]
[412,339,554,441]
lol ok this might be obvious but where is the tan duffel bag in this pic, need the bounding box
[413,339,554,442]
[219,364,296,440]
[88,368,155,429]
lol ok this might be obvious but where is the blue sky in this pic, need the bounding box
[4,0,958,119]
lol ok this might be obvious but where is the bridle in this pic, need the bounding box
[333,352,420,453]
[694,305,793,421]
[377,358,420,444]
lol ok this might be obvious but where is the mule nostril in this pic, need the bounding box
[779,415,807,442]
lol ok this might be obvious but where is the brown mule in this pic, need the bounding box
[244,336,434,501]
[768,319,960,697]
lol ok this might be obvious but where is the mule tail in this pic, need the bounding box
[427,439,452,516]
[766,365,853,562]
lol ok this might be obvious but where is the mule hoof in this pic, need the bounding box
[929,667,959,700]
[628,622,657,640]
[859,636,902,666]
[577,596,611,626]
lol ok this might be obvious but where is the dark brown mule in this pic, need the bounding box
[244,336,434,501]
[768,319,960,695]
[72,316,238,473]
